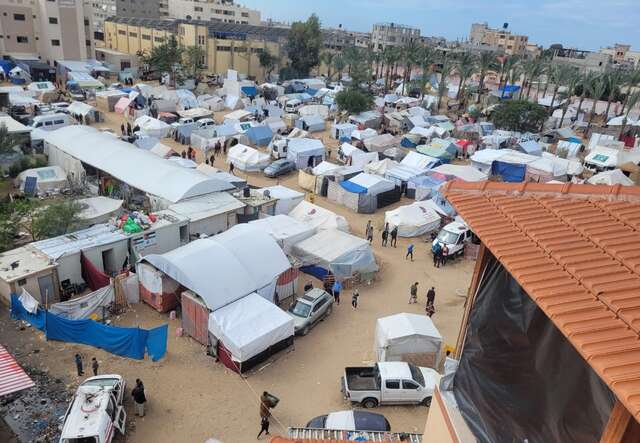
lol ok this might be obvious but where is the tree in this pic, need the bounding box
[559,71,582,127]
[603,70,624,119]
[575,72,597,123]
[335,88,374,114]
[619,91,640,138]
[585,74,608,131]
[0,123,21,155]
[548,65,576,116]
[382,46,401,92]
[620,68,640,115]
[183,45,206,79]
[319,51,335,79]
[437,57,454,110]
[454,51,476,102]
[476,52,497,103]
[491,100,547,132]
[286,14,322,78]
[259,49,278,80]
[521,58,544,99]
[400,40,422,95]
[418,47,436,98]
[140,34,183,85]
[333,55,346,82]
[27,200,83,241]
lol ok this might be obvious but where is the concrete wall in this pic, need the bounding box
[424,389,459,443]
[0,269,59,305]
[0,3,39,55]
[56,239,129,287]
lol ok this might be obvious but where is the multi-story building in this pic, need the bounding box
[552,49,611,74]
[103,17,288,81]
[468,22,529,56]
[167,0,259,25]
[600,43,640,71]
[371,22,420,51]
[0,0,93,65]
[84,0,116,38]
[116,0,169,19]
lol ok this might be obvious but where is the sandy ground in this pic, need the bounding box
[2,107,475,443]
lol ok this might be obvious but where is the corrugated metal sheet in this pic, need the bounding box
[0,344,35,397]
[443,181,640,422]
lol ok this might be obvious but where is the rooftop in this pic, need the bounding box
[32,224,128,260]
[443,181,640,421]
[0,245,54,283]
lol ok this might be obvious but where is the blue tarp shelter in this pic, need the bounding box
[340,180,367,193]
[241,86,257,97]
[517,140,543,156]
[491,160,526,182]
[498,84,521,99]
[246,125,273,146]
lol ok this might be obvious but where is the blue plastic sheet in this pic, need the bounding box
[241,86,257,97]
[300,265,329,280]
[340,180,367,194]
[11,294,167,361]
[491,161,526,182]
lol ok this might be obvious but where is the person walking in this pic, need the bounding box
[427,287,436,306]
[381,223,389,247]
[365,221,373,243]
[426,301,435,318]
[74,354,84,376]
[120,123,125,136]
[432,242,442,268]
[126,122,132,136]
[257,415,270,439]
[229,162,235,175]
[351,289,359,309]
[332,280,342,305]
[409,282,418,304]
[91,357,99,376]
[405,243,414,261]
[390,226,398,247]
[132,379,147,417]
[441,245,449,267]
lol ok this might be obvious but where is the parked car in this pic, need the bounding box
[431,221,474,258]
[264,159,296,178]
[341,362,440,408]
[287,288,333,335]
[306,410,391,432]
[59,374,127,443]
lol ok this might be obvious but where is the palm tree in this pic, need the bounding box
[499,56,520,98]
[342,46,360,77]
[619,91,640,138]
[559,71,582,127]
[319,51,336,80]
[454,51,476,101]
[539,60,552,99]
[604,70,624,119]
[476,51,497,103]
[520,58,543,100]
[549,65,575,114]
[400,40,422,95]
[620,68,640,116]
[418,46,436,99]
[585,74,608,132]
[333,56,346,82]
[575,72,596,123]
[437,56,454,110]
[382,46,401,93]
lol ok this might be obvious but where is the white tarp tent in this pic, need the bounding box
[77,196,123,225]
[135,115,171,138]
[249,214,315,253]
[312,161,342,176]
[150,142,176,158]
[384,201,441,237]
[286,138,325,169]
[351,128,378,141]
[288,200,349,232]
[375,313,443,368]
[208,292,294,362]
[292,229,378,279]
[227,144,271,171]
[365,158,399,176]
[17,166,68,192]
[430,164,488,182]
[259,185,304,215]
[143,224,290,310]
[587,169,634,186]
[401,151,439,171]
[339,143,378,168]
[348,173,395,195]
[585,146,621,170]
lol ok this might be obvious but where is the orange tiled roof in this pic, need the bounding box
[269,438,349,443]
[443,181,640,421]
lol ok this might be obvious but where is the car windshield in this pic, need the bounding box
[437,229,459,244]
[82,378,118,389]
[408,363,425,387]
[289,300,312,317]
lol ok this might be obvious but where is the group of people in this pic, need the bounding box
[365,220,398,248]
[181,146,197,161]
[120,121,140,137]
[431,240,449,268]
[408,283,436,318]
[74,353,99,377]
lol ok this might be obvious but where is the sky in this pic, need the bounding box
[240,0,640,51]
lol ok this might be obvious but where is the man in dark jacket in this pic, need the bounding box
[132,379,147,417]
[75,353,83,376]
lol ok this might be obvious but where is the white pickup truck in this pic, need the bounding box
[341,362,440,408]
[59,374,127,443]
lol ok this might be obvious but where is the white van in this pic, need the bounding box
[432,221,473,258]
[285,99,302,113]
[30,113,72,131]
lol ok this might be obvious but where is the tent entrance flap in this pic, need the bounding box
[453,253,615,443]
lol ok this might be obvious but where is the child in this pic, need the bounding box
[351,289,359,309]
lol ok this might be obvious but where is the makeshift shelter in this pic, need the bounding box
[295,115,325,133]
[258,186,304,215]
[584,146,620,172]
[249,214,315,254]
[516,140,543,156]
[417,139,458,163]
[224,109,252,124]
[407,175,446,201]
[168,192,245,237]
[384,164,425,188]
[293,229,378,280]
[135,116,171,139]
[227,144,271,171]
[470,149,506,174]
[286,138,325,169]
[288,200,349,232]
[374,313,443,368]
[150,142,176,158]
[364,158,398,177]
[265,117,287,134]
[68,101,100,124]
[385,201,442,237]
[114,96,132,114]
[364,134,397,153]
[401,151,440,171]
[246,125,273,147]
[332,123,357,140]
[349,111,382,129]
[312,161,342,176]
[299,104,329,119]
[208,293,294,373]
[429,164,489,182]
[351,128,378,141]
[142,224,290,310]
[587,169,634,186]
[339,143,378,168]
[329,173,397,213]
[16,166,68,193]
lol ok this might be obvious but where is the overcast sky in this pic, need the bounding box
[240,0,640,51]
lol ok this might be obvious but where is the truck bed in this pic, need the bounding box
[345,367,380,391]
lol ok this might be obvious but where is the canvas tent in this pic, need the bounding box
[292,229,378,280]
[258,185,304,215]
[135,116,171,138]
[584,146,620,171]
[343,173,395,196]
[429,164,489,182]
[401,151,440,171]
[246,125,273,147]
[332,123,357,140]
[142,224,290,310]
[286,138,325,169]
[384,201,441,237]
[249,214,315,254]
[587,169,634,186]
[407,175,446,201]
[227,144,271,171]
[17,166,68,193]
[288,200,349,232]
[374,313,443,368]
[208,293,294,373]
[364,134,397,153]
[296,115,325,133]
[365,158,398,177]
[339,143,378,168]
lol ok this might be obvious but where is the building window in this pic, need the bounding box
[216,45,230,51]
[14,13,26,21]
[241,12,248,17]
[118,30,126,35]
[129,32,137,37]
[154,36,164,42]
[194,6,202,11]
[234,47,246,53]
[17,278,27,286]
[223,10,234,15]
[86,39,91,46]
[84,18,89,26]
[142,34,151,40]
[49,17,58,24]
[198,35,205,45]
[51,39,60,46]
[17,36,28,43]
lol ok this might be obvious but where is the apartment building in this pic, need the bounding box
[552,49,611,74]
[103,17,287,81]
[116,0,169,19]
[167,0,259,25]
[0,0,92,65]
[600,43,640,71]
[371,22,420,51]
[84,0,116,36]
[469,22,528,56]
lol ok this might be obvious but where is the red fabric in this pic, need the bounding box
[217,342,240,373]
[80,252,110,291]
[619,134,635,148]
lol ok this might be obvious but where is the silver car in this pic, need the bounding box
[288,288,334,335]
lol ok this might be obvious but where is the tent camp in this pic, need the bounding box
[258,186,304,215]
[416,138,458,163]
[339,143,378,168]
[401,151,440,171]
[328,172,397,213]
[249,214,315,254]
[246,125,273,147]
[142,224,290,310]
[292,229,378,280]
[384,201,441,237]
[587,169,634,186]
[584,146,620,171]
[374,313,443,368]
[227,144,271,171]
[208,293,294,373]
[135,116,171,139]
[332,123,357,140]
[407,175,446,201]
[429,164,489,182]
[288,200,349,232]
[295,115,325,133]
[286,138,325,169]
